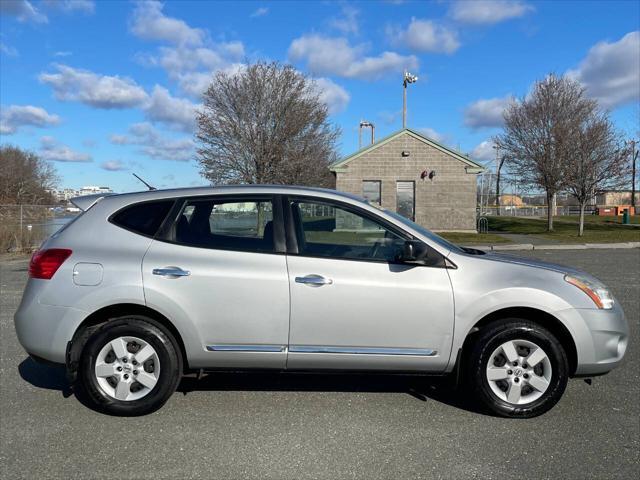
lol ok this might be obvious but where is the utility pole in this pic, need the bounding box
[402,70,418,129]
[493,144,501,216]
[629,139,638,210]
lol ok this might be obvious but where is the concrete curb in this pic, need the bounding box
[462,242,640,251]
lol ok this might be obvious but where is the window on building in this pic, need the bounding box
[172,199,274,253]
[362,180,381,205]
[291,200,405,262]
[396,181,415,221]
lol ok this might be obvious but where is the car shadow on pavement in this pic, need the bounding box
[18,357,73,398]
[18,358,488,416]
[177,371,488,415]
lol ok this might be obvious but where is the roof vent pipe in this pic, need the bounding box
[359,121,375,149]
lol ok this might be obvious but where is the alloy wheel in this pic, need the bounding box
[94,336,161,401]
[486,339,552,405]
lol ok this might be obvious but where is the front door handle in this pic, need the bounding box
[295,274,333,286]
[152,267,191,278]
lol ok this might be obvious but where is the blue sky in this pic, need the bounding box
[1,0,638,193]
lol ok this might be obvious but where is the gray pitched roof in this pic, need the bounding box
[330,128,485,173]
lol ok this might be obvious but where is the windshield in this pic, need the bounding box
[382,209,464,254]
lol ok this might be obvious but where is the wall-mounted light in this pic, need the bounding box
[401,151,410,157]
[420,169,436,181]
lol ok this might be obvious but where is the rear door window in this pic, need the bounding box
[172,199,275,253]
[111,200,175,237]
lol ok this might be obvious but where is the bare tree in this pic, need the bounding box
[0,145,58,204]
[565,114,628,236]
[196,61,340,187]
[496,74,594,231]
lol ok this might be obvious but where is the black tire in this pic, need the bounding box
[466,319,569,418]
[75,315,182,416]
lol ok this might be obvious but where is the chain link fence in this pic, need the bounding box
[0,205,79,252]
[477,205,597,217]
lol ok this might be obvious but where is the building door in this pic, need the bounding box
[396,181,415,221]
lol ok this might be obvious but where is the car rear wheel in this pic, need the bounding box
[467,319,569,418]
[75,316,182,416]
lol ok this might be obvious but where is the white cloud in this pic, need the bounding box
[250,7,268,18]
[130,0,204,46]
[0,0,48,23]
[329,5,360,35]
[388,18,460,54]
[0,105,61,134]
[313,77,350,114]
[143,85,199,132]
[416,127,447,144]
[42,0,95,14]
[378,110,401,125]
[39,136,91,162]
[0,42,18,56]
[100,160,128,171]
[155,42,243,75]
[53,50,72,57]
[567,31,640,110]
[136,40,244,98]
[449,0,534,25]
[39,64,148,109]
[130,1,245,98]
[109,122,194,162]
[288,34,418,79]
[471,140,496,163]
[464,95,513,129]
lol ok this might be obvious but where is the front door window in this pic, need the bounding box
[291,200,405,262]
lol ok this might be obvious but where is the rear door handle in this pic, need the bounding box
[295,274,333,286]
[152,267,191,278]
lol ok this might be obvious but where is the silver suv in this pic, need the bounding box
[14,186,628,417]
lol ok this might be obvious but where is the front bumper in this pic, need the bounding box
[563,302,629,376]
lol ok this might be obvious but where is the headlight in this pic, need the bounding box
[564,274,614,309]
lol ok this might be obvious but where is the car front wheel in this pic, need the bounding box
[75,316,182,416]
[467,319,569,418]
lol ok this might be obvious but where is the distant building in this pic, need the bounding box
[498,194,524,207]
[330,128,484,232]
[79,186,113,196]
[596,190,640,206]
[48,186,113,202]
[48,188,79,202]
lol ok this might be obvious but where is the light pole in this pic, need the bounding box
[402,70,418,129]
[628,139,638,210]
[493,144,501,216]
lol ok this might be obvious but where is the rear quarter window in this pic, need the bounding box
[110,200,174,237]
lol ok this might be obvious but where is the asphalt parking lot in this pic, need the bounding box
[1,249,638,479]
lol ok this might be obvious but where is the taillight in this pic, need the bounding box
[29,249,72,279]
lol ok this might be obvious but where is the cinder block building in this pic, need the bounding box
[330,128,484,232]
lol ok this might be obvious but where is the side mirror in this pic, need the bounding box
[398,240,429,263]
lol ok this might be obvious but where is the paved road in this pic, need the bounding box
[1,250,638,479]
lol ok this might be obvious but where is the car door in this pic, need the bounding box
[284,197,454,372]
[142,195,290,369]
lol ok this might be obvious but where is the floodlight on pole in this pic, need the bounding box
[402,70,418,129]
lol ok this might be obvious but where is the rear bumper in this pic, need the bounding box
[14,283,87,364]
[569,303,629,376]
